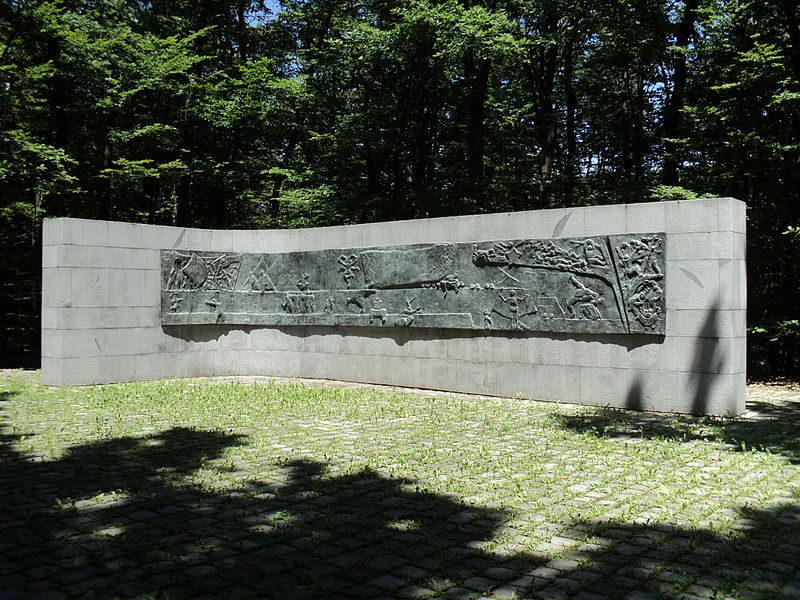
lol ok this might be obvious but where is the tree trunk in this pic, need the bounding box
[563,38,577,206]
[662,0,699,185]
[464,49,491,202]
[236,2,248,62]
[100,139,113,221]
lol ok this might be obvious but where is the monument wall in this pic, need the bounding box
[41,198,746,415]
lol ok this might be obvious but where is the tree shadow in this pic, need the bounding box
[3,418,800,599]
[0,425,543,599]
[553,390,800,464]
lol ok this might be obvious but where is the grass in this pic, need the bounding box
[2,369,800,599]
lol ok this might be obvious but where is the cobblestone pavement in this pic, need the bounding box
[2,371,800,599]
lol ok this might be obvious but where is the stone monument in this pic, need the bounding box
[41,198,746,415]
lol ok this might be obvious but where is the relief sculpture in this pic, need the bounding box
[161,233,666,334]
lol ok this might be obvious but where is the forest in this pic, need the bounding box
[0,0,797,374]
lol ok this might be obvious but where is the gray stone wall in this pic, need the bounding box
[41,198,746,415]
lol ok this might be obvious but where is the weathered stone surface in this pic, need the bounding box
[160,233,666,335]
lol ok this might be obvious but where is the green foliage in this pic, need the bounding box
[0,0,798,373]
[647,185,703,202]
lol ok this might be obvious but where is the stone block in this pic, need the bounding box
[451,358,497,394]
[666,309,734,338]
[576,339,616,368]
[579,367,630,407]
[140,224,178,249]
[494,362,580,402]
[258,349,301,378]
[400,217,454,246]
[141,270,161,306]
[42,218,65,246]
[669,231,742,261]
[626,202,666,234]
[61,245,92,268]
[583,204,626,237]
[442,333,483,362]
[113,306,160,329]
[41,330,62,358]
[98,355,137,383]
[517,207,585,240]
[59,357,102,385]
[708,232,739,260]
[40,357,63,385]
[86,245,126,269]
[675,371,744,416]
[107,220,143,248]
[54,306,152,330]
[623,369,679,411]
[299,225,351,251]
[319,350,357,381]
[659,335,724,374]
[264,229,299,253]
[361,221,399,248]
[69,219,109,246]
[217,327,252,351]
[42,267,72,308]
[716,197,746,234]
[211,229,234,252]
[402,332,448,359]
[718,259,746,310]
[123,248,160,270]
[58,329,106,358]
[41,305,59,330]
[668,233,709,261]
[233,229,265,253]
[184,228,212,250]
[184,351,217,378]
[136,352,185,380]
[719,336,747,374]
[250,327,304,352]
[70,268,108,307]
[42,245,58,268]
[623,342,661,370]
[665,260,720,310]
[213,350,241,376]
[296,351,330,379]
[448,214,485,243]
[153,329,185,354]
[666,198,720,233]
[107,269,147,307]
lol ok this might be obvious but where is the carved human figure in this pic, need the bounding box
[369,298,388,325]
[169,292,184,312]
[396,297,423,326]
[572,239,607,269]
[567,276,602,320]
[281,294,296,313]
[323,296,335,315]
[346,289,375,314]
[205,292,221,312]
[627,280,663,329]
[295,273,311,291]
[616,238,663,281]
[498,290,529,331]
[436,273,465,297]
[245,257,276,292]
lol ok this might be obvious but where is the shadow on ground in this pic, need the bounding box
[3,398,800,598]
[553,391,800,465]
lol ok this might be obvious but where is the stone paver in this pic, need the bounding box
[2,371,800,599]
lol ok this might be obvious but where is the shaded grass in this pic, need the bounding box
[2,370,800,599]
